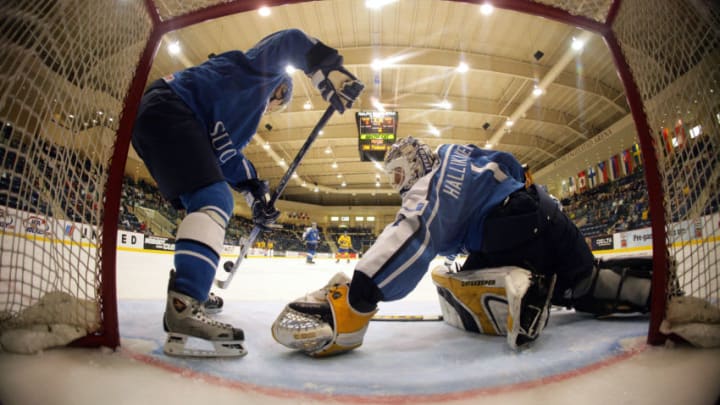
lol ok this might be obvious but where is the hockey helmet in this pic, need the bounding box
[266,75,293,113]
[383,136,437,195]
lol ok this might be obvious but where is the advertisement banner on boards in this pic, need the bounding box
[117,230,144,249]
[590,234,614,250]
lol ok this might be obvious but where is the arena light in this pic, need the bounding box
[435,99,452,109]
[479,3,494,15]
[571,36,585,51]
[365,0,396,10]
[371,97,386,112]
[371,59,384,71]
[168,41,180,55]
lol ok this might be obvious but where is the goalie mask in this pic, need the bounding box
[266,75,293,113]
[384,136,437,196]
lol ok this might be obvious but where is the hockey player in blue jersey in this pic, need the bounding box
[302,222,320,264]
[273,137,653,356]
[131,29,364,357]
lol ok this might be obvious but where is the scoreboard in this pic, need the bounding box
[356,111,398,162]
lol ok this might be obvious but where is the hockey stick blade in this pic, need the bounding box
[371,314,444,322]
[214,106,336,289]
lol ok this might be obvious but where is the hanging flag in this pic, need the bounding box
[568,176,576,194]
[610,154,621,179]
[674,119,687,149]
[622,149,633,174]
[577,170,587,191]
[597,161,607,184]
[661,127,674,154]
[587,166,596,188]
[631,143,643,167]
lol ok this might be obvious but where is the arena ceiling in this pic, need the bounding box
[125,0,639,207]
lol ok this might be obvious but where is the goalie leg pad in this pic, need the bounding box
[431,266,514,335]
[572,255,652,316]
[506,270,556,350]
[272,272,377,357]
[432,266,555,350]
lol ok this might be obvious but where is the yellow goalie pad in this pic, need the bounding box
[431,266,527,336]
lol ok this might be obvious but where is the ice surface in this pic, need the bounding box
[1,251,719,405]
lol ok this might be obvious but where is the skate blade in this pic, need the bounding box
[203,307,222,315]
[163,333,247,358]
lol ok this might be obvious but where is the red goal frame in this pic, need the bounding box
[93,0,697,349]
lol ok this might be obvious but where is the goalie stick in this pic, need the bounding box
[371,314,444,322]
[215,106,336,289]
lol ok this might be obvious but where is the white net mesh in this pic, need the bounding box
[533,0,614,23]
[0,0,151,351]
[611,0,720,334]
[0,0,717,351]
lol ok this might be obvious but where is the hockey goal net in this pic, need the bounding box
[0,0,717,352]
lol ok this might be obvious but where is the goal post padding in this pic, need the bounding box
[0,0,717,353]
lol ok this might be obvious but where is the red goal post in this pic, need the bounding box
[0,0,717,352]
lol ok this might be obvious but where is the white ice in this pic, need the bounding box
[0,250,719,405]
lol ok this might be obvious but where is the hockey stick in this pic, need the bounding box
[371,314,444,322]
[215,106,336,289]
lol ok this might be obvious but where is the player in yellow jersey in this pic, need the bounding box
[336,231,352,264]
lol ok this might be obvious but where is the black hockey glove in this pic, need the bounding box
[235,179,280,231]
[311,66,364,114]
[306,41,364,114]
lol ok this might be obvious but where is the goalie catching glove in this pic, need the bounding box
[272,272,377,357]
[432,266,555,350]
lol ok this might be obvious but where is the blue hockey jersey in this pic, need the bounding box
[356,144,526,300]
[162,29,333,185]
[303,227,320,245]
